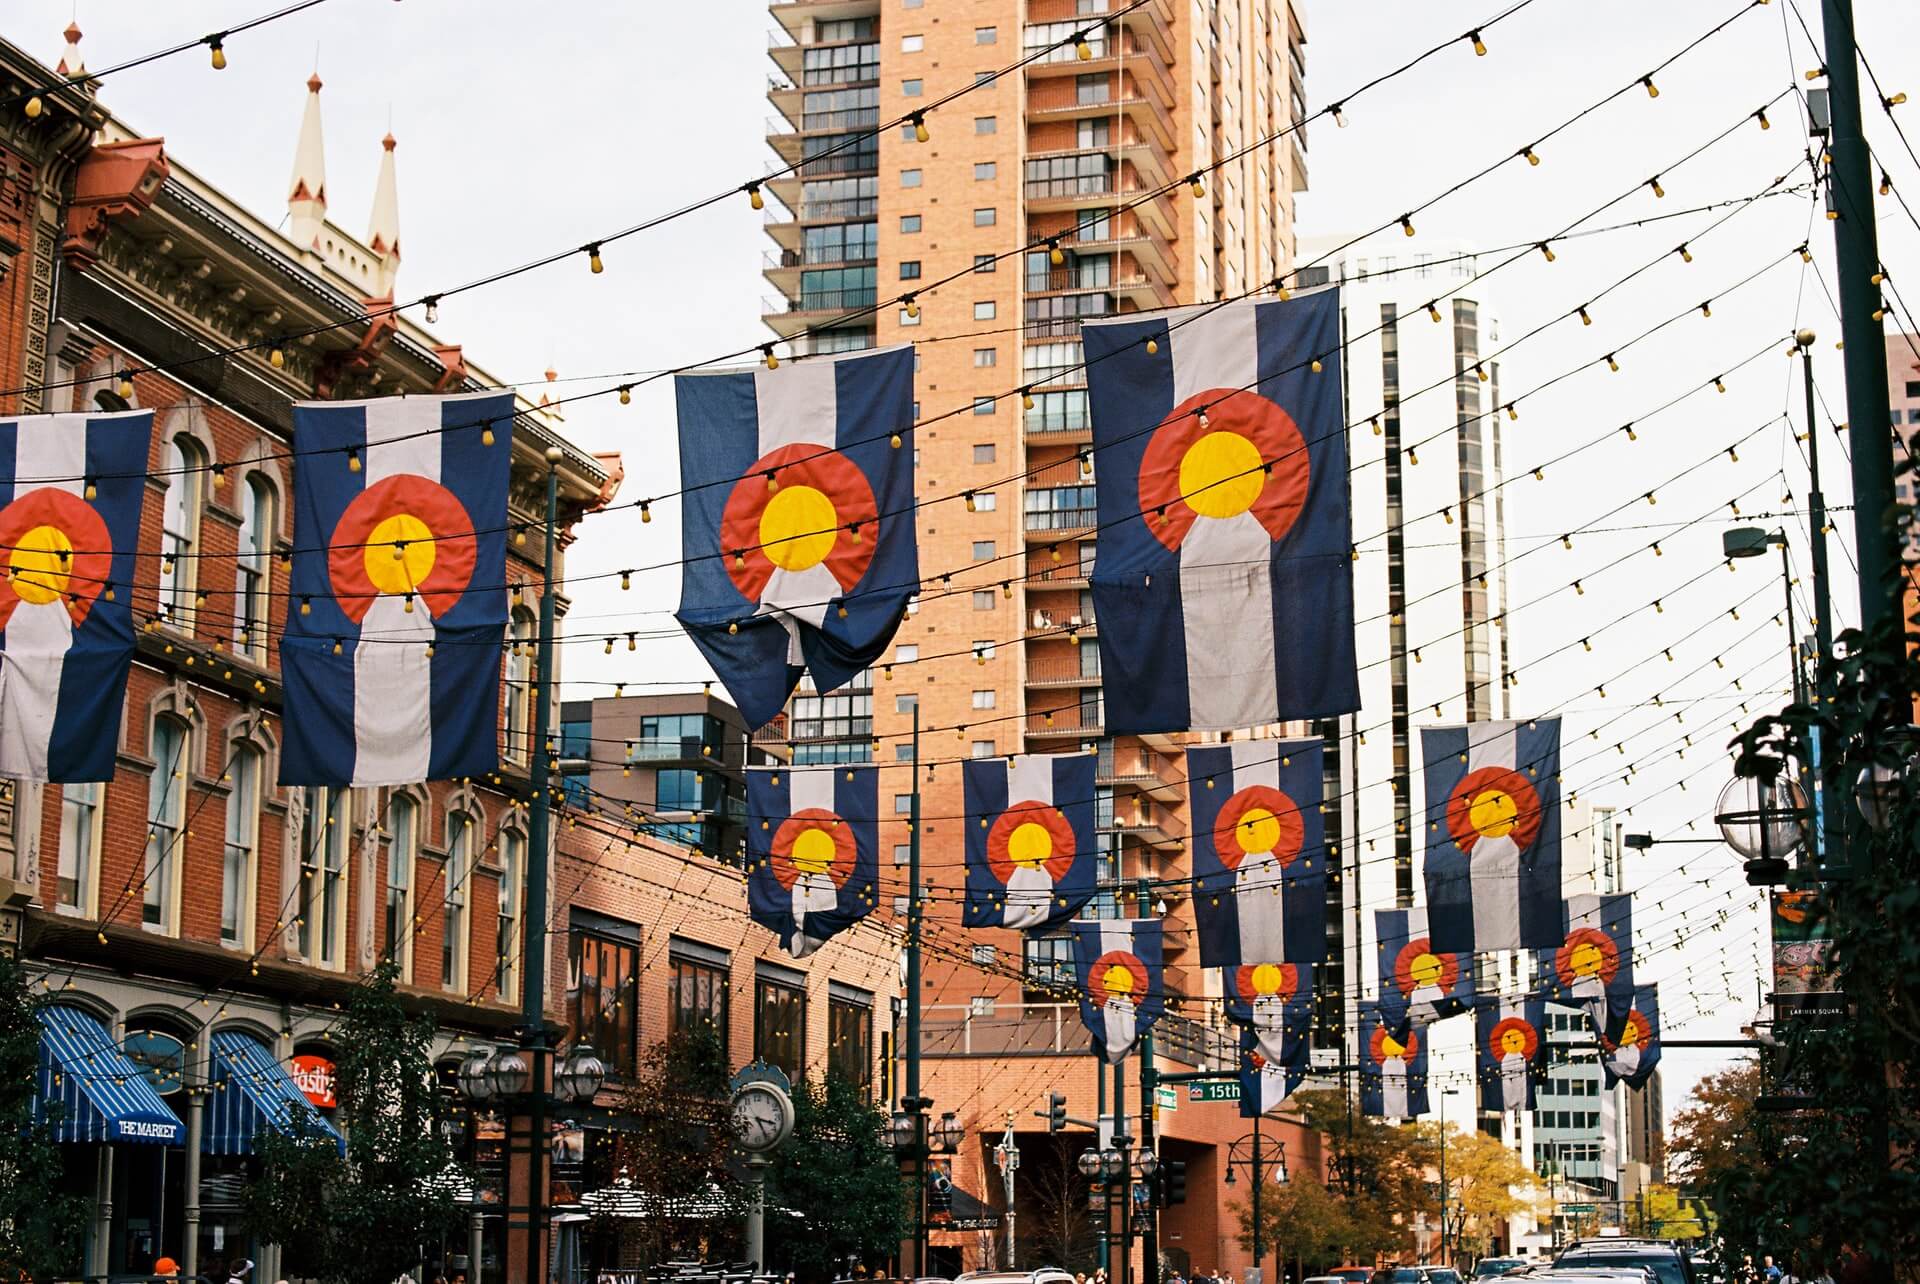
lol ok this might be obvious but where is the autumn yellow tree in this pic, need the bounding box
[1415,1121,1544,1259]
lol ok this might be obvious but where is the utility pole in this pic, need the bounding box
[995,1111,1019,1268]
[906,705,926,1276]
[1137,877,1158,1284]
[1798,329,1842,869]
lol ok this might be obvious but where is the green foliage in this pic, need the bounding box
[1273,1091,1440,1260]
[0,955,89,1281]
[1412,1121,1541,1258]
[1018,1143,1101,1275]
[1719,604,1920,1276]
[1232,1174,1360,1276]
[1629,1185,1712,1241]
[244,963,465,1284]
[764,1076,906,1279]
[604,1023,744,1268]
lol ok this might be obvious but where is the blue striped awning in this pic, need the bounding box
[204,1030,344,1155]
[35,1006,185,1146]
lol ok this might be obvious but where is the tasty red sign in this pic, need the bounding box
[290,1054,336,1108]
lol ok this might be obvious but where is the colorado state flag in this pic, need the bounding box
[1421,718,1563,953]
[1476,994,1549,1114]
[1376,907,1475,1028]
[1188,740,1327,967]
[962,753,1098,931]
[1081,293,1358,734]
[1359,998,1428,1120]
[1223,960,1314,1069]
[675,347,916,728]
[1600,984,1661,1089]
[1071,919,1163,1064]
[0,409,151,781]
[1237,1029,1306,1118]
[746,764,879,958]
[1537,892,1634,1037]
[280,393,513,786]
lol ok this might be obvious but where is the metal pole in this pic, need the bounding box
[1439,1093,1448,1268]
[1817,0,1900,638]
[1799,333,1843,872]
[907,704,926,1278]
[1251,1122,1263,1280]
[518,447,563,1284]
[746,1154,768,1271]
[1115,1057,1130,1284]
[1137,878,1157,1284]
[1782,541,1806,708]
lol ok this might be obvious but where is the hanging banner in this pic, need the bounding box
[1421,718,1563,953]
[1600,984,1662,1090]
[1375,906,1476,1028]
[1475,995,1549,1114]
[746,764,880,958]
[1080,292,1359,734]
[1222,961,1314,1069]
[1187,740,1328,966]
[1238,1029,1306,1119]
[1359,999,1428,1120]
[1071,919,1165,1064]
[961,753,1099,931]
[1537,892,1635,1036]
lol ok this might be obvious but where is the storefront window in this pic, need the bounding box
[670,943,730,1058]
[567,911,640,1077]
[754,971,807,1081]
[827,987,873,1094]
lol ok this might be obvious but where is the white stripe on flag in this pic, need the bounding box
[1566,895,1604,1000]
[789,765,837,812]
[351,596,432,784]
[754,359,838,455]
[1466,719,1519,772]
[1384,1061,1408,1118]
[362,398,444,483]
[1462,719,1524,949]
[1002,755,1058,930]
[1169,301,1260,403]
[1499,1051,1528,1111]
[0,417,88,780]
[1007,754,1056,805]
[1227,742,1288,961]
[350,399,446,784]
[1227,740,1282,785]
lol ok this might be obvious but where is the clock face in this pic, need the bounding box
[731,1083,791,1153]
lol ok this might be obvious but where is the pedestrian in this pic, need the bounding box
[228,1259,254,1284]
[153,1258,180,1278]
[1765,1257,1783,1284]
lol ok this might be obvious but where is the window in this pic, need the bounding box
[975,115,997,134]
[900,169,923,188]
[755,971,808,1080]
[235,478,273,660]
[569,912,641,1077]
[670,942,730,1057]
[801,41,878,86]
[1024,934,1074,999]
[221,744,261,948]
[144,719,189,932]
[828,987,874,1094]
[972,690,997,709]
[505,608,534,764]
[971,740,996,758]
[900,34,923,52]
[973,207,997,226]
[974,255,997,273]
[299,787,350,968]
[803,221,878,263]
[1076,119,1111,148]
[902,79,923,97]
[1075,72,1110,106]
[897,644,920,661]
[974,640,997,660]
[893,844,911,865]
[386,794,417,978]
[900,260,922,280]
[972,590,996,611]
[1026,152,1113,199]
[973,492,998,512]
[973,350,997,369]
[895,793,913,814]
[498,829,524,1000]
[974,301,997,320]
[894,744,916,762]
[971,540,996,560]
[901,214,922,233]
[899,308,921,327]
[441,811,470,988]
[975,25,998,43]
[158,436,205,625]
[56,782,101,916]
[895,695,918,713]
[973,396,996,416]
[1026,390,1090,432]
[975,162,997,181]
[974,71,996,85]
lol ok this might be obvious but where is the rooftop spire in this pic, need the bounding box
[56,21,84,78]
[288,73,327,250]
[368,130,401,294]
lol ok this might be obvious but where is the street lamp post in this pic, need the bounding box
[1794,329,1843,872]
[1222,1130,1287,1282]
[1437,1089,1459,1266]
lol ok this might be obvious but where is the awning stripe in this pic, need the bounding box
[204,1030,344,1155]
[35,1006,184,1146]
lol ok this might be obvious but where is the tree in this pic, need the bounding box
[1666,1061,1763,1193]
[1631,1185,1711,1242]
[0,954,89,1281]
[1019,1142,1100,1275]
[764,1076,906,1280]
[1232,1175,1357,1278]
[246,963,466,1284]
[1287,1090,1437,1259]
[603,1024,744,1268]
[1416,1123,1541,1259]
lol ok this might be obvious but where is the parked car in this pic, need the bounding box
[1326,1268,1373,1284]
[1554,1240,1692,1284]
[1473,1261,1530,1280]
[954,1271,1074,1284]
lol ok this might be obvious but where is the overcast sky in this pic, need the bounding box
[44,0,1920,1121]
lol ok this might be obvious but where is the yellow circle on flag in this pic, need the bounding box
[1568,940,1606,978]
[791,826,837,874]
[1235,806,1282,854]
[1102,964,1136,996]
[760,485,839,571]
[1178,431,1265,519]
[1380,1032,1408,1058]
[10,524,73,604]
[1250,962,1286,995]
[1007,821,1053,868]
[1498,1026,1529,1056]
[1468,787,1519,837]
[1407,951,1444,989]
[365,512,437,594]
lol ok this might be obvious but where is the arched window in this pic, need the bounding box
[158,435,206,625]
[235,477,274,661]
[497,828,523,1000]
[143,717,191,934]
[442,813,472,992]
[504,608,535,765]
[386,794,418,981]
[221,744,261,949]
[298,787,350,969]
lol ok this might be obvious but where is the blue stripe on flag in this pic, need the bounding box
[1421,718,1564,953]
[1186,741,1327,967]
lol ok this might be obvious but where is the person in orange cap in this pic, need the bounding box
[153,1258,180,1277]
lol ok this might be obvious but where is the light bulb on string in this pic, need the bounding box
[208,36,226,70]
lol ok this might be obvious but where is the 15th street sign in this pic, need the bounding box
[1188,1080,1241,1102]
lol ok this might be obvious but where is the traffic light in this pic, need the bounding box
[1048,1091,1068,1131]
[1161,1159,1188,1206]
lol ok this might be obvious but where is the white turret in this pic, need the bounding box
[368,132,401,295]
[288,74,327,250]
